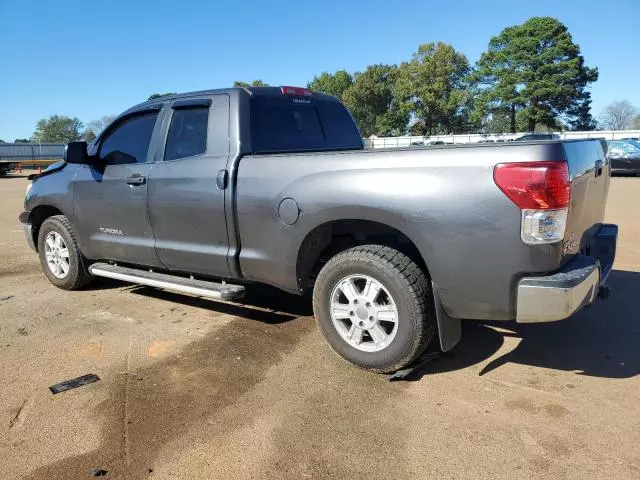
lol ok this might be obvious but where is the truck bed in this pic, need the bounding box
[235,139,610,320]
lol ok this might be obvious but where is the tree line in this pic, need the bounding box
[300,17,605,136]
[235,17,639,136]
[0,115,116,145]
[3,17,639,145]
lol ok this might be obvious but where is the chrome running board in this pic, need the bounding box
[89,262,245,301]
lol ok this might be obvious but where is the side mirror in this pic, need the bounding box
[64,141,89,164]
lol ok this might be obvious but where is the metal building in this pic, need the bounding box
[0,143,65,161]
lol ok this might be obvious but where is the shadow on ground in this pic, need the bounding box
[24,287,315,480]
[89,277,130,291]
[99,269,639,382]
[402,269,640,380]
[129,282,313,323]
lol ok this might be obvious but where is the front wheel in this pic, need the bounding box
[37,215,93,290]
[313,245,436,373]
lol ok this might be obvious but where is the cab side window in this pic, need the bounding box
[99,112,159,165]
[164,107,209,161]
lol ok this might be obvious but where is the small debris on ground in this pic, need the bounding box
[386,352,441,381]
[8,399,29,430]
[91,468,108,477]
[17,327,29,336]
[0,295,14,301]
[49,374,101,394]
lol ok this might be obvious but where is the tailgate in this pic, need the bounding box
[562,140,610,256]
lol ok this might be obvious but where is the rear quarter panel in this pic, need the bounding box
[236,143,572,320]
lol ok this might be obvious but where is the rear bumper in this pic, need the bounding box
[516,224,617,323]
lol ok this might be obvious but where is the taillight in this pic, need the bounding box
[281,86,313,97]
[493,161,570,209]
[494,161,570,245]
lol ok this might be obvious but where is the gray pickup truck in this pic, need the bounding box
[20,86,618,373]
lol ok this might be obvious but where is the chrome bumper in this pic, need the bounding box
[516,224,617,324]
[517,257,599,323]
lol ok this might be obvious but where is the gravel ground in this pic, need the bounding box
[0,175,638,480]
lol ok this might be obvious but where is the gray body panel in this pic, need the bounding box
[22,163,78,221]
[22,87,610,323]
[235,142,605,320]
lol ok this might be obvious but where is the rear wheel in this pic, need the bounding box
[313,245,436,373]
[37,215,93,290]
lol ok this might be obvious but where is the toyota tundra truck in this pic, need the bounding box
[19,86,618,373]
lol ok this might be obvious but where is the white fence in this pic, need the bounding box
[365,130,640,149]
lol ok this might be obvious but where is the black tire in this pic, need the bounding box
[313,245,436,373]
[37,215,93,290]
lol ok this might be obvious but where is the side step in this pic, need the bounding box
[89,262,245,301]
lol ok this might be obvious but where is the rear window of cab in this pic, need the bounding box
[250,96,362,154]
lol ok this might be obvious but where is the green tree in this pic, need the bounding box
[473,17,598,133]
[14,138,31,143]
[233,80,269,87]
[307,70,353,99]
[148,92,176,100]
[341,64,407,137]
[395,42,471,135]
[83,115,116,142]
[32,115,83,143]
[483,111,513,134]
[563,93,597,131]
[0,139,5,143]
[635,115,640,130]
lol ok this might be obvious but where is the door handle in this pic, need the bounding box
[595,160,603,178]
[126,174,146,186]
[216,169,228,190]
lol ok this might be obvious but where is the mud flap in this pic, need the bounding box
[432,282,461,352]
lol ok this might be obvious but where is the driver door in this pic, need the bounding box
[73,108,164,267]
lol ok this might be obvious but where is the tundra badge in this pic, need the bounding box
[99,227,123,236]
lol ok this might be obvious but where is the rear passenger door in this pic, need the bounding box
[147,95,231,277]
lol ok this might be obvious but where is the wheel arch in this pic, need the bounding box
[295,218,430,294]
[28,205,65,252]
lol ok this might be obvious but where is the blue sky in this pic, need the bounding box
[1,0,638,140]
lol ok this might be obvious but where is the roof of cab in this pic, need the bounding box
[122,86,337,116]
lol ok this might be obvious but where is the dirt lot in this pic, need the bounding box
[0,175,638,480]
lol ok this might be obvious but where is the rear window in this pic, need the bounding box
[165,107,208,161]
[250,96,362,153]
